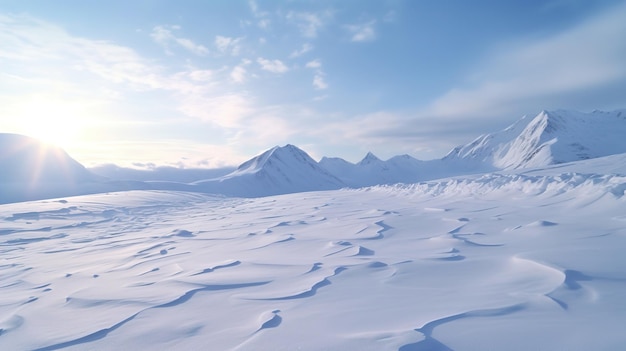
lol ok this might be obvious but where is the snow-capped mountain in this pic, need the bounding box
[444,109,626,169]
[0,134,101,203]
[320,152,426,187]
[3,109,626,204]
[0,133,93,183]
[190,144,345,197]
[321,109,626,187]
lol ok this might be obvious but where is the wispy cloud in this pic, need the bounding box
[289,43,313,58]
[313,73,328,90]
[215,35,243,56]
[305,59,327,90]
[230,59,251,83]
[345,20,376,42]
[257,57,289,73]
[249,0,271,29]
[0,13,292,165]
[425,1,626,120]
[151,25,209,56]
[305,59,321,69]
[287,11,329,38]
[312,1,626,159]
[231,66,247,83]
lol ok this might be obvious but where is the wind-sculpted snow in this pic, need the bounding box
[1,163,625,350]
[374,171,626,200]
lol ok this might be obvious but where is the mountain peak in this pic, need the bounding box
[444,109,626,170]
[203,144,343,197]
[357,152,382,166]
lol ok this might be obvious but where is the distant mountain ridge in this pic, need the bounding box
[2,109,626,203]
[321,109,626,187]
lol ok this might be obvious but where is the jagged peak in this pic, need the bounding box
[357,152,382,166]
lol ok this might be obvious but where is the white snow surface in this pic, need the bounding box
[1,154,626,350]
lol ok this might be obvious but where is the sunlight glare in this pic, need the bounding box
[15,98,89,149]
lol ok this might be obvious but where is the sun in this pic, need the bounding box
[15,98,87,149]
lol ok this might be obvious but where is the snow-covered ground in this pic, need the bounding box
[2,154,625,350]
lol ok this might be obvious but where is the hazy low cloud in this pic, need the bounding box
[257,57,289,73]
[151,25,209,56]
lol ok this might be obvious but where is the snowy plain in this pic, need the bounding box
[2,153,626,350]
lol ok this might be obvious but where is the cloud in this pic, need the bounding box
[249,0,271,29]
[289,43,313,58]
[257,57,289,73]
[312,2,626,160]
[305,59,321,69]
[305,60,327,90]
[187,69,214,82]
[215,35,243,56]
[179,93,253,128]
[231,66,247,83]
[0,13,343,165]
[345,20,376,42]
[425,1,626,121]
[151,25,209,56]
[287,11,329,38]
[230,59,252,83]
[313,73,328,90]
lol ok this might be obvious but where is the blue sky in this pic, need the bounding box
[1,0,625,168]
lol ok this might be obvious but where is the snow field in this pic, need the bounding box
[1,165,625,350]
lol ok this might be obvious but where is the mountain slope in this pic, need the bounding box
[0,133,93,184]
[320,109,626,187]
[0,134,99,203]
[444,109,626,169]
[190,144,345,197]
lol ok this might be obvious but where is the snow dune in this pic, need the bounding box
[1,154,625,350]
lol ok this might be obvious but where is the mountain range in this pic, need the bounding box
[1,109,625,204]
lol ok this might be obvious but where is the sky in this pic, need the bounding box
[1,0,625,169]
